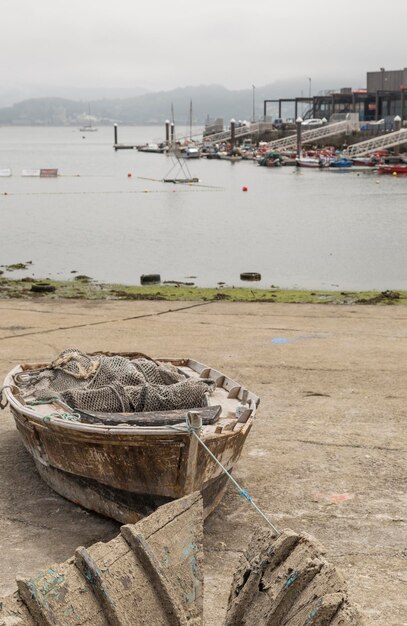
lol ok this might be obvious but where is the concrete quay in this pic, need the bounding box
[0,299,405,625]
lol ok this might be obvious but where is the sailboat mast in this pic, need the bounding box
[190,100,192,140]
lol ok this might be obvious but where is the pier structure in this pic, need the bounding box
[265,119,358,152]
[343,128,407,157]
[264,89,407,124]
[263,97,314,122]
[202,121,274,145]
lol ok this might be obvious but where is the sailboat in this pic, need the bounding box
[79,123,98,132]
[163,105,199,183]
[79,104,98,132]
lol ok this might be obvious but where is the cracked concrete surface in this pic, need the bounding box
[0,299,406,625]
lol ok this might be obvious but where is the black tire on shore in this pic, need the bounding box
[31,283,56,293]
[240,272,261,281]
[140,274,161,285]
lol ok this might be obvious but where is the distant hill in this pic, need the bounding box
[0,81,344,126]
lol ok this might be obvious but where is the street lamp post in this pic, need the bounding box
[308,77,312,99]
[296,116,303,159]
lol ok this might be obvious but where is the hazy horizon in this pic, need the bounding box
[3,0,406,103]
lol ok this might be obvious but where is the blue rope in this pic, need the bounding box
[180,415,280,536]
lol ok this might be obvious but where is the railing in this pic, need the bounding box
[203,122,274,144]
[265,120,358,151]
[344,129,407,157]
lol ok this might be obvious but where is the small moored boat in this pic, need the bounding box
[136,143,167,154]
[79,124,98,132]
[296,157,329,168]
[1,350,259,523]
[329,157,353,168]
[351,156,378,167]
[378,164,407,175]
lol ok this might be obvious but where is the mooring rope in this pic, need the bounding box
[2,188,221,197]
[172,415,281,536]
[43,411,81,423]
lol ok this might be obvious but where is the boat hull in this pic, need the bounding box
[378,164,407,175]
[32,457,229,523]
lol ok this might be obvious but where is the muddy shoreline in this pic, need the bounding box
[0,276,406,305]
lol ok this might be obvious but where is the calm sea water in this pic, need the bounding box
[0,125,406,291]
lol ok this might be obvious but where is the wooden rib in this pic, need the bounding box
[75,547,122,626]
[121,527,186,625]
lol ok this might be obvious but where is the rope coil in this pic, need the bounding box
[43,411,81,424]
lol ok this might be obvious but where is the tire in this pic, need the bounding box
[31,283,56,293]
[140,274,161,285]
[240,272,261,281]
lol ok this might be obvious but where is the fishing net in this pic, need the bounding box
[22,349,215,413]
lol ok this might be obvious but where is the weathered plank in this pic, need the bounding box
[124,492,204,624]
[77,405,221,426]
[17,561,109,626]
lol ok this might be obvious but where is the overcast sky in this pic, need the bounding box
[3,0,407,96]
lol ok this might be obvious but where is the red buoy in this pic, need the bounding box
[242,186,248,192]
[127,172,132,178]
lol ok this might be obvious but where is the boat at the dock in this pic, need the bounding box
[219,152,242,162]
[296,156,329,168]
[137,142,167,154]
[1,350,259,523]
[329,157,353,168]
[257,151,283,167]
[378,163,407,175]
[182,145,201,159]
[351,156,379,166]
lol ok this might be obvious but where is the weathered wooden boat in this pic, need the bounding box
[1,351,259,523]
[0,493,204,626]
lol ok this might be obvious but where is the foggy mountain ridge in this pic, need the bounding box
[0,80,358,126]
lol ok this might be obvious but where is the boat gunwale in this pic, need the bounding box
[3,357,259,437]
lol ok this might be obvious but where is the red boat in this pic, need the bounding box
[378,164,407,175]
[351,156,378,167]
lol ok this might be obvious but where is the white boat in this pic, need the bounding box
[137,143,166,154]
[79,124,98,132]
[183,146,200,159]
[79,105,98,132]
[296,157,329,168]
[219,153,242,162]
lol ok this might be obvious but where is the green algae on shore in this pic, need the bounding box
[0,277,406,305]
